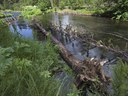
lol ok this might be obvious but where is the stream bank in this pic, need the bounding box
[1,11,128,96]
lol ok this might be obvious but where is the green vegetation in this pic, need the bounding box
[1,0,128,20]
[0,21,14,47]
[113,59,128,96]
[21,6,42,18]
[101,0,128,21]
[0,0,128,96]
[0,20,78,96]
[0,12,12,18]
[0,20,57,96]
[58,9,97,15]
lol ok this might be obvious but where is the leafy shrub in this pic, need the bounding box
[121,12,128,21]
[112,12,128,21]
[22,6,42,18]
[37,1,51,12]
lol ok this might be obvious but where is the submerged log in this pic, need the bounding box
[80,36,128,62]
[33,21,110,95]
[100,32,128,42]
[51,24,128,62]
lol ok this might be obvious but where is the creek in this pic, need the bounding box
[4,12,128,95]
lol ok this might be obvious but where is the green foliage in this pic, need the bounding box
[102,0,128,21]
[0,18,80,96]
[0,41,61,96]
[87,90,101,96]
[21,6,42,18]
[0,21,14,47]
[121,12,128,21]
[76,9,96,15]
[67,92,79,96]
[0,0,128,21]
[67,0,85,10]
[0,20,67,96]
[112,59,128,96]
[37,0,51,12]
[0,12,12,18]
[59,0,66,9]
[0,12,4,18]
[113,12,128,21]
[1,0,128,21]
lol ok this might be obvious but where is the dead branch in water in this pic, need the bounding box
[97,32,128,42]
[80,35,128,62]
[33,21,110,95]
[51,23,128,62]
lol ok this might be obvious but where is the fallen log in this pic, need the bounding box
[33,21,110,95]
[80,36,128,62]
[98,32,128,42]
[51,24,128,62]
[34,22,82,70]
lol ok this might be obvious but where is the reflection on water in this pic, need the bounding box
[49,13,118,62]
[7,12,127,77]
[47,13,120,90]
[61,15,70,28]
[52,13,70,28]
[9,17,33,39]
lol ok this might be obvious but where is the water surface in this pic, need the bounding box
[39,13,128,78]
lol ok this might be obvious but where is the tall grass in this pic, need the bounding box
[112,59,128,96]
[0,20,15,47]
[0,20,74,96]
